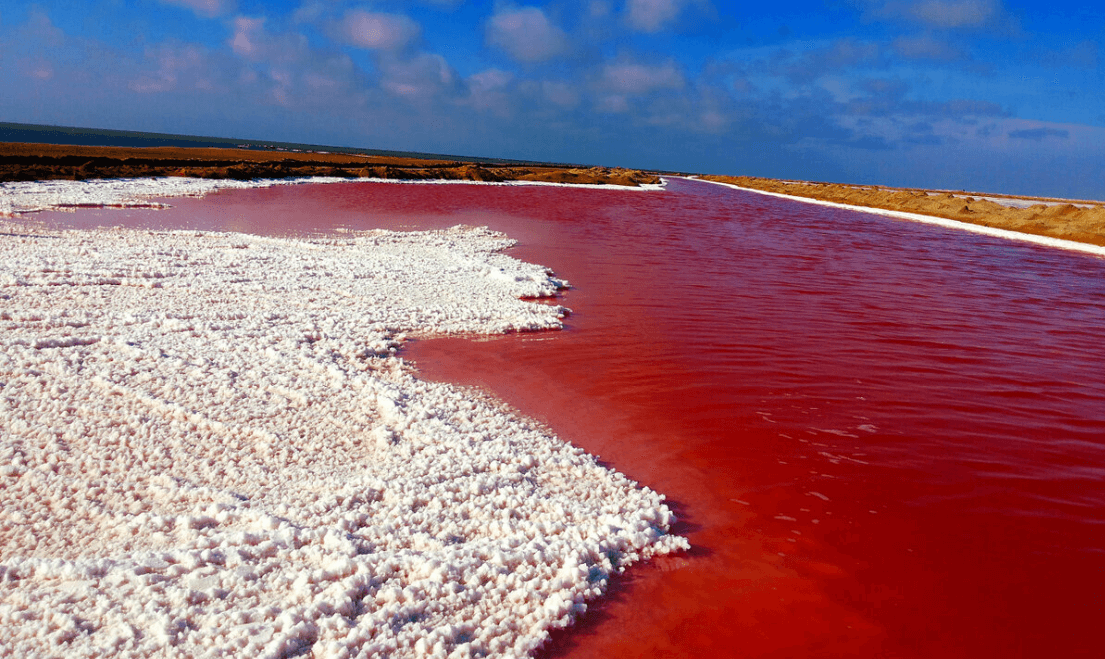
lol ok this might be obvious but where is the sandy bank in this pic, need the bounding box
[0,142,660,188]
[702,175,1105,249]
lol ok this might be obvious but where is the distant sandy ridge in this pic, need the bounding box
[6,141,1103,249]
[702,175,1105,248]
[0,142,660,188]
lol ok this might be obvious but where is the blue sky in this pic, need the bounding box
[2,1,1103,198]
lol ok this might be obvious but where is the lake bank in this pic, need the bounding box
[0,141,660,187]
[701,175,1105,248]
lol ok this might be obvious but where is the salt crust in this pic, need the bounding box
[0,216,687,657]
[700,178,1105,258]
[0,177,352,217]
[0,176,665,218]
[352,179,667,192]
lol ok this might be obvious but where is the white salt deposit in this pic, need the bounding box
[701,178,1105,258]
[965,195,1099,210]
[354,178,667,192]
[0,210,687,657]
[0,176,665,218]
[0,176,351,217]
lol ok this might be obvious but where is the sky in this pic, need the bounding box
[2,1,1103,198]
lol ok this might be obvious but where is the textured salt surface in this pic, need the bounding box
[351,179,667,192]
[968,195,1098,210]
[701,178,1105,258]
[0,176,665,218]
[0,176,355,217]
[918,191,1099,209]
[0,215,687,657]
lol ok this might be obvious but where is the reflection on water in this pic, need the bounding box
[40,178,1105,657]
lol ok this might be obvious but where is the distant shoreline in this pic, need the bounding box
[701,175,1105,249]
[6,139,1103,251]
[0,141,660,188]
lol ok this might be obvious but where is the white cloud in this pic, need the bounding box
[469,68,513,92]
[339,10,421,50]
[589,1,614,18]
[593,60,688,119]
[379,53,459,99]
[228,16,315,65]
[599,61,684,95]
[130,44,216,93]
[543,81,580,108]
[218,17,369,111]
[625,0,684,33]
[229,16,265,59]
[908,0,997,27]
[157,0,236,18]
[486,7,569,62]
[21,58,56,81]
[856,0,1004,29]
[20,8,65,47]
[465,68,515,114]
[891,34,964,60]
[699,109,728,132]
[597,94,630,113]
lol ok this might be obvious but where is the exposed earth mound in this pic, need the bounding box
[0,143,660,188]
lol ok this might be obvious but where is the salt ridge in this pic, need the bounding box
[0,176,666,218]
[351,178,667,192]
[0,185,687,657]
[0,177,351,217]
[698,178,1105,258]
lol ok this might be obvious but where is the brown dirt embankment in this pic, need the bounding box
[0,142,660,187]
[703,175,1105,248]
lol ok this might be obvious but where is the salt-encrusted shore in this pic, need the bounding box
[0,176,348,217]
[699,178,1105,258]
[698,176,1105,254]
[0,179,687,658]
[0,176,665,219]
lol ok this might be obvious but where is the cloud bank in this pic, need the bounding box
[2,0,1103,199]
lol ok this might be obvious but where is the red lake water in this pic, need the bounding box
[38,178,1105,657]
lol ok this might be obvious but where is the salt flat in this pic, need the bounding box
[0,178,686,658]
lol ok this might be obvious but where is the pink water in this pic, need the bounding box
[40,178,1105,657]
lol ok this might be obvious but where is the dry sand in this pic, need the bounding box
[702,175,1105,248]
[0,143,659,188]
